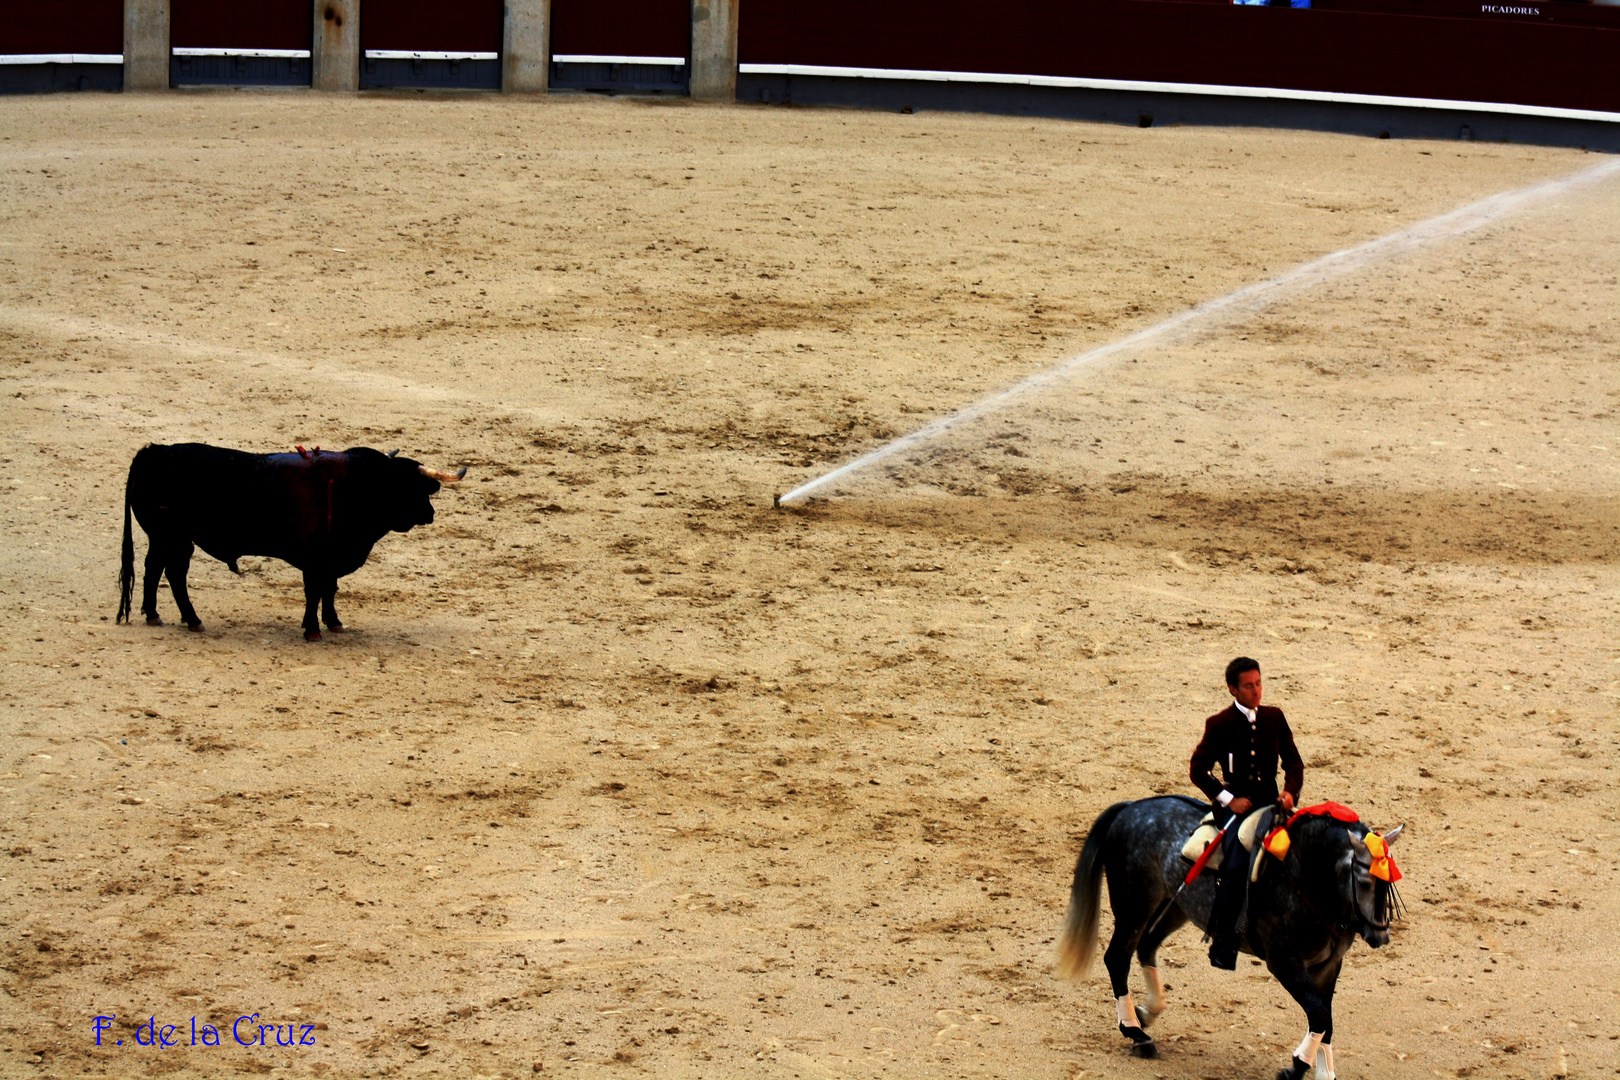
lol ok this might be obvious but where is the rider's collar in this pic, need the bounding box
[1232,700,1257,723]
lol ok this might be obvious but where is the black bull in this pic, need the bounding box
[117,443,464,640]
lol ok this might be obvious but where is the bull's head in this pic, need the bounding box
[389,448,467,485]
[361,448,466,532]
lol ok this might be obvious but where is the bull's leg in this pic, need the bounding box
[141,544,165,625]
[164,541,203,631]
[301,572,324,641]
[321,581,344,632]
[1269,958,1335,1080]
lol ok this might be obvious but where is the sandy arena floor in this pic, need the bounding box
[0,90,1616,1080]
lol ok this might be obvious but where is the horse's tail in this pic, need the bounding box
[117,459,136,624]
[1057,800,1130,979]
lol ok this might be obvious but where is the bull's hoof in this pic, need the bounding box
[186,622,204,633]
[304,629,323,642]
[145,615,163,626]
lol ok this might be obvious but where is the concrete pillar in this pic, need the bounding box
[123,0,169,91]
[689,0,738,102]
[312,0,360,91]
[503,0,551,93]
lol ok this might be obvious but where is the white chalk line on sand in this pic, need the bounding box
[778,157,1620,506]
[0,304,565,428]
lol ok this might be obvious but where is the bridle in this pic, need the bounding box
[1278,838,1390,939]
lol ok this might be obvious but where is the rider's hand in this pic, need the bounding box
[1228,797,1253,815]
[1277,792,1295,812]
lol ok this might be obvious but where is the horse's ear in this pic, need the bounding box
[1381,824,1405,846]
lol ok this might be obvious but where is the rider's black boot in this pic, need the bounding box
[1207,934,1239,970]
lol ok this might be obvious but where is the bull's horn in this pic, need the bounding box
[419,465,467,483]
[387,449,400,458]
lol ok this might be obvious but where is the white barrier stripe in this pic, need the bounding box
[172,47,311,58]
[364,50,498,61]
[552,53,686,66]
[738,62,1620,124]
[0,53,123,65]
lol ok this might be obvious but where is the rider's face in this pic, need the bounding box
[1230,670,1263,709]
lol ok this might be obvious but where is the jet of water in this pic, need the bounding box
[778,156,1620,506]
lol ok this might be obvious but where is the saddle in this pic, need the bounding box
[1180,807,1276,881]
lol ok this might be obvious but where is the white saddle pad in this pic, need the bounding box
[1179,807,1270,870]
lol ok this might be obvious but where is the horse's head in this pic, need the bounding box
[1341,823,1404,947]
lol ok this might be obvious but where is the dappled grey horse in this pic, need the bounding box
[1057,795,1402,1080]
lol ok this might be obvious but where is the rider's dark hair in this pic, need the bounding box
[1225,656,1260,688]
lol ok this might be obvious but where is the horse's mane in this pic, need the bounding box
[1288,810,1371,861]
[1291,810,1369,838]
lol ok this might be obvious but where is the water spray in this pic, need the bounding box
[775,156,1620,508]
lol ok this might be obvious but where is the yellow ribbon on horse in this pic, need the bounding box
[1364,832,1401,882]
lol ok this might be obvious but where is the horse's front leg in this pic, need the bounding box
[1268,957,1335,1080]
[1310,958,1342,1080]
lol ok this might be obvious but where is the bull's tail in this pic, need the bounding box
[117,464,135,624]
[1056,800,1129,980]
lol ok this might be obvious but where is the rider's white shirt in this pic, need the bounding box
[1217,699,1259,806]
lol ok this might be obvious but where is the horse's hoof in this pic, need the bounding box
[145,616,163,626]
[1119,1024,1157,1058]
[186,622,204,632]
[324,624,345,634]
[304,630,322,642]
[1136,1005,1162,1030]
[1276,1059,1311,1080]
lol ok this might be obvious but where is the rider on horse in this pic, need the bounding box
[1189,656,1304,970]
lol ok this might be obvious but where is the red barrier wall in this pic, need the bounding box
[0,0,122,54]
[171,0,311,51]
[739,0,1620,114]
[361,0,503,53]
[551,0,691,58]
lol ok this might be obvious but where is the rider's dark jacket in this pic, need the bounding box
[1189,704,1304,807]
